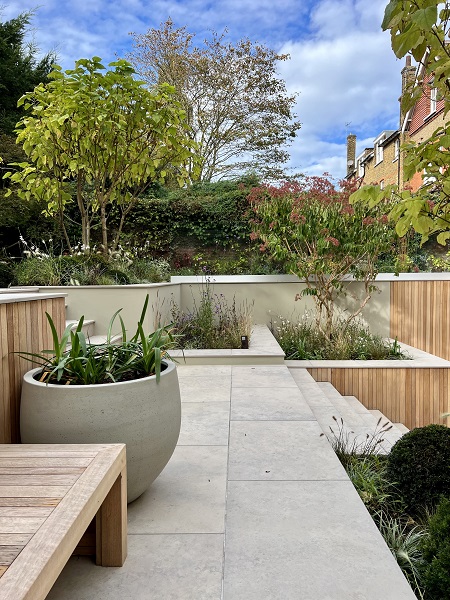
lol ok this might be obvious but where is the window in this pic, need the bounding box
[394,138,400,161]
[357,159,364,178]
[430,87,438,114]
[375,142,383,164]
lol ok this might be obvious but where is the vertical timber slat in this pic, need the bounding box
[0,296,65,443]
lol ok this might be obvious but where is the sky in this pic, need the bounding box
[2,0,404,181]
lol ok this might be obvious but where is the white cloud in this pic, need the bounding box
[278,0,403,178]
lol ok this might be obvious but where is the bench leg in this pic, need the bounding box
[95,466,127,566]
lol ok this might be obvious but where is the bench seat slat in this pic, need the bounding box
[0,475,81,486]
[0,507,54,518]
[0,546,24,565]
[0,467,85,475]
[0,534,33,545]
[0,498,60,507]
[0,458,93,467]
[0,517,46,533]
[0,486,71,498]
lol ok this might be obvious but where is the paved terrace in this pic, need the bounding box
[47,364,415,600]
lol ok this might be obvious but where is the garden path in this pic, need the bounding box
[46,365,415,600]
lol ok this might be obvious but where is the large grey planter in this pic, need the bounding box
[20,360,181,502]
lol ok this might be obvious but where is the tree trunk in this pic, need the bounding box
[100,202,108,257]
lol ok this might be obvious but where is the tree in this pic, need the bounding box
[0,11,55,135]
[250,176,398,337]
[351,1,450,245]
[4,57,195,255]
[129,19,301,182]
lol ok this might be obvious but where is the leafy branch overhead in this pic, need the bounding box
[3,57,197,255]
[129,19,301,181]
[352,1,450,245]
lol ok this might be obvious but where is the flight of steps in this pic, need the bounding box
[288,368,408,454]
[66,319,123,345]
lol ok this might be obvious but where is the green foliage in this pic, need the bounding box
[376,512,427,597]
[174,247,283,276]
[387,425,450,514]
[351,1,450,245]
[251,176,399,337]
[119,178,257,255]
[322,415,395,469]
[0,11,55,135]
[21,296,176,384]
[346,455,400,515]
[14,248,171,286]
[126,258,171,283]
[421,496,450,600]
[170,281,253,349]
[4,56,195,254]
[271,314,407,360]
[130,19,300,181]
[0,260,15,287]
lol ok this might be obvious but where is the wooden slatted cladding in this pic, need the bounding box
[0,298,65,443]
[308,367,450,430]
[390,280,450,360]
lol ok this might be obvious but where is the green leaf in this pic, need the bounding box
[411,6,438,30]
[382,0,400,30]
[437,231,450,245]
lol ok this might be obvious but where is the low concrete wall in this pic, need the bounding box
[26,283,181,337]
[172,275,391,337]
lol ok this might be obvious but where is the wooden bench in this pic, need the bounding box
[0,443,127,600]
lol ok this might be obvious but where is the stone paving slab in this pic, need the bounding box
[47,534,224,600]
[231,386,315,421]
[177,401,230,445]
[228,420,347,481]
[178,376,231,402]
[128,446,228,534]
[223,480,416,600]
[232,365,298,388]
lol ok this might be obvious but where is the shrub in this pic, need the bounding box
[271,314,408,360]
[387,425,450,513]
[250,176,398,338]
[421,496,450,600]
[322,415,395,469]
[170,281,253,349]
[346,455,400,515]
[0,261,16,287]
[15,256,61,286]
[128,258,170,283]
[376,512,426,596]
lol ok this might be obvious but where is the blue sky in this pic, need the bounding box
[2,0,403,180]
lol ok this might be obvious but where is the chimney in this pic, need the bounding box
[401,56,416,94]
[400,56,416,127]
[346,133,356,176]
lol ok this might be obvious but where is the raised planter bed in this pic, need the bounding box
[170,324,285,365]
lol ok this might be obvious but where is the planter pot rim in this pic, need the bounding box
[23,359,176,389]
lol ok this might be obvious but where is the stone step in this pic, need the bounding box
[66,319,95,338]
[318,385,405,451]
[288,370,406,455]
[87,334,123,345]
[394,422,410,434]
[369,410,404,448]
[317,383,367,429]
[342,396,405,451]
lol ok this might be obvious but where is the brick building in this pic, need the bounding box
[346,56,446,191]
